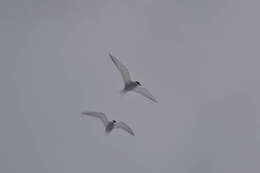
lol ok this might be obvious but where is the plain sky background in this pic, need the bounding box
[0,0,259,172]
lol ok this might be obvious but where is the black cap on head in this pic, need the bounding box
[136,81,141,85]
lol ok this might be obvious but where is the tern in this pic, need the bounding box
[82,111,135,136]
[109,53,157,103]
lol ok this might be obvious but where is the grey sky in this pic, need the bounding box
[0,0,259,172]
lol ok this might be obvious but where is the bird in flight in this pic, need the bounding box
[109,53,157,103]
[82,111,135,136]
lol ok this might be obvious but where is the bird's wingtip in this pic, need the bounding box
[81,111,90,115]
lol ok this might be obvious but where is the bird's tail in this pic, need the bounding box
[119,89,126,99]
[104,131,109,136]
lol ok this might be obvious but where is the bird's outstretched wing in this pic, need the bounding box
[81,111,109,127]
[114,122,135,136]
[133,86,158,103]
[109,53,132,85]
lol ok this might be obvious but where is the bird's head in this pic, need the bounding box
[135,81,141,86]
[112,120,116,123]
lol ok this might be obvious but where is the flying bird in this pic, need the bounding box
[109,53,157,103]
[82,111,135,136]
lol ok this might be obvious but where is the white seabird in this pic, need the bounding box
[82,111,135,136]
[109,53,157,103]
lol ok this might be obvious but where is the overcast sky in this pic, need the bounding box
[0,0,259,173]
